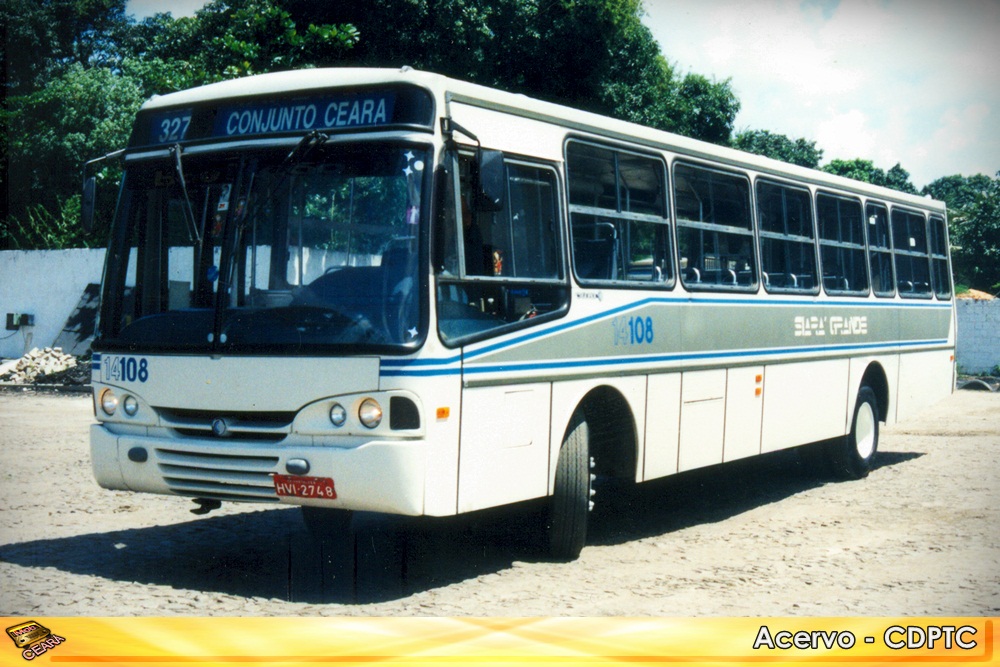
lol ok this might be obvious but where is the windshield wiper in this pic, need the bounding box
[169,143,202,244]
[283,130,329,168]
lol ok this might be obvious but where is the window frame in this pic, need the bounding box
[928,213,952,299]
[565,138,674,289]
[815,190,870,297]
[865,200,896,298]
[890,206,933,299]
[672,160,758,293]
[755,178,820,295]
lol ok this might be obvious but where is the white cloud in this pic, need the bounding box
[643,0,1000,187]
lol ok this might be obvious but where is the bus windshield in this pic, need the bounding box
[98,142,428,353]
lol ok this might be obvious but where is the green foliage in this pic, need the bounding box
[937,172,1000,292]
[821,158,917,194]
[3,65,143,248]
[324,0,740,145]
[732,129,823,168]
[6,197,92,250]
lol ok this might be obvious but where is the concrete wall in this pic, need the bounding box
[0,249,106,360]
[956,299,1000,375]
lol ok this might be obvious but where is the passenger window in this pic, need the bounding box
[866,202,895,297]
[756,180,817,293]
[928,215,951,299]
[436,156,568,345]
[816,193,869,295]
[891,208,932,297]
[674,163,756,290]
[567,141,672,285]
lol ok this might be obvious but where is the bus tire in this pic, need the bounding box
[301,506,355,538]
[548,413,591,561]
[829,386,879,480]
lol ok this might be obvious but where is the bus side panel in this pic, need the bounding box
[723,366,765,462]
[643,373,681,481]
[678,369,727,472]
[895,350,954,424]
[761,359,850,453]
[413,374,464,517]
[457,383,551,513]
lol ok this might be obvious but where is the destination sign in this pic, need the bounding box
[214,91,396,138]
[132,85,433,148]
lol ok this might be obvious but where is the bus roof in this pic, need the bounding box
[140,67,946,213]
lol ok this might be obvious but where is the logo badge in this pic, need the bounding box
[6,621,66,661]
[211,418,230,437]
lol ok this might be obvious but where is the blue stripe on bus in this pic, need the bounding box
[381,338,950,378]
[380,297,953,377]
[463,295,952,362]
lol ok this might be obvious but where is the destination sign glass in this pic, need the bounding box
[133,86,434,147]
[214,91,396,138]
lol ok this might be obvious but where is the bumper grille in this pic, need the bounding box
[155,447,280,502]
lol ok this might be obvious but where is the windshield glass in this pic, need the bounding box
[99,143,428,353]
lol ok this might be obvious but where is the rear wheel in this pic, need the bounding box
[829,386,879,479]
[547,413,592,560]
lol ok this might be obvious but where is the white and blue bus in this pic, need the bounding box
[87,68,955,559]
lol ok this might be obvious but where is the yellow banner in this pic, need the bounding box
[1,618,995,666]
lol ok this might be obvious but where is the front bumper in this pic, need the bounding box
[90,424,427,515]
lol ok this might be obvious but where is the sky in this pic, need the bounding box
[126,0,1000,189]
[642,0,1000,188]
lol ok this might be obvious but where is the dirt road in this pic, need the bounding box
[1,389,997,616]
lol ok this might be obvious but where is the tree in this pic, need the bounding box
[120,1,359,91]
[924,173,1000,292]
[2,64,144,248]
[822,158,917,194]
[732,129,823,168]
[315,0,741,144]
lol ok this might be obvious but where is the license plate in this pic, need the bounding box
[273,474,337,499]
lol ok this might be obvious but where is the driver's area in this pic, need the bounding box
[435,152,568,345]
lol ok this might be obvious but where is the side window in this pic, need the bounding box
[566,141,672,286]
[816,193,869,295]
[674,163,756,290]
[891,208,932,297]
[866,202,895,297]
[928,214,952,299]
[436,155,567,345]
[756,180,817,293]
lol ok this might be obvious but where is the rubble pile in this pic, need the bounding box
[0,348,91,386]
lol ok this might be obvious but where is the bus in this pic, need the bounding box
[86,67,955,560]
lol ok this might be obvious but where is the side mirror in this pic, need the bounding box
[81,175,97,232]
[475,149,505,212]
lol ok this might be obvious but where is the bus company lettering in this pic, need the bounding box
[222,96,391,137]
[794,314,868,338]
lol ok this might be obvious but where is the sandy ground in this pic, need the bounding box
[0,388,997,616]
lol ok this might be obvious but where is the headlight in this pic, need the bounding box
[100,389,119,416]
[123,395,139,416]
[358,398,383,429]
[329,403,347,427]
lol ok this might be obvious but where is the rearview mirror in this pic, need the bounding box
[475,149,505,212]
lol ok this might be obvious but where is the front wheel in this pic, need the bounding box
[828,386,879,480]
[547,413,592,560]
